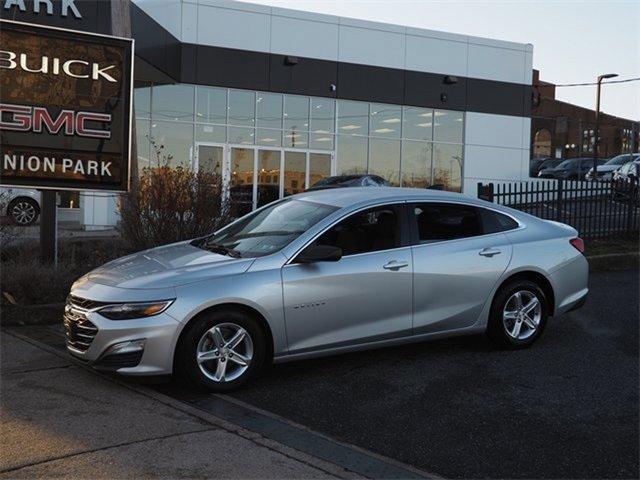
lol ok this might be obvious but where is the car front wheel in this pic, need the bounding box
[487,280,549,349]
[175,309,266,391]
[8,197,39,226]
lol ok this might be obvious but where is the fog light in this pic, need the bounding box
[104,339,146,356]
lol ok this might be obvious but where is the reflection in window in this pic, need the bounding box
[432,143,462,192]
[369,138,400,186]
[370,103,401,138]
[136,118,150,170]
[337,135,367,174]
[196,124,226,143]
[284,95,309,146]
[338,100,368,136]
[151,84,194,122]
[284,131,308,149]
[309,133,334,150]
[150,121,193,167]
[198,145,223,175]
[309,153,332,189]
[401,141,431,188]
[228,126,255,145]
[257,92,283,129]
[284,151,305,196]
[134,86,151,119]
[433,110,463,143]
[258,150,281,207]
[310,97,335,134]
[257,129,282,147]
[196,86,227,124]
[229,90,255,127]
[403,107,432,141]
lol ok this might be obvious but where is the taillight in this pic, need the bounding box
[570,237,585,254]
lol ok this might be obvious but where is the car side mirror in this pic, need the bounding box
[295,245,342,264]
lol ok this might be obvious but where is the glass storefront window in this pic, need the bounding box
[134,85,151,119]
[370,103,401,138]
[136,118,151,170]
[196,124,226,143]
[229,90,255,127]
[150,121,194,167]
[337,135,367,174]
[257,128,282,147]
[257,92,283,129]
[401,141,432,188]
[434,110,464,143]
[309,153,332,188]
[151,84,194,122]
[284,131,308,149]
[196,86,227,124]
[432,143,462,192]
[198,145,223,175]
[284,95,309,135]
[310,97,335,134]
[338,100,368,136]
[283,151,305,196]
[258,149,281,207]
[369,138,400,185]
[310,133,334,150]
[403,107,433,141]
[228,126,255,145]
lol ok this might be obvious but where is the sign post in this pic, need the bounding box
[0,19,134,263]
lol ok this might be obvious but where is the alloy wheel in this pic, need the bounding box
[502,290,542,340]
[11,201,37,225]
[196,322,254,382]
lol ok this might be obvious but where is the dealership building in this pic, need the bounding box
[2,0,533,229]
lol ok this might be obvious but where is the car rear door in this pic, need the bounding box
[281,203,413,354]
[409,202,514,335]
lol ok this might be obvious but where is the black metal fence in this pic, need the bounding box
[477,179,640,239]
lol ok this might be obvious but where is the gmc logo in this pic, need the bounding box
[0,103,112,139]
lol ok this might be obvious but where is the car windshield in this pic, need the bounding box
[199,199,338,258]
[555,159,577,169]
[606,154,637,166]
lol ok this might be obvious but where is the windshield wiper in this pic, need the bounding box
[201,242,242,258]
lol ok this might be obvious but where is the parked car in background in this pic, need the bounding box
[65,187,588,391]
[585,153,640,181]
[0,187,41,226]
[538,157,605,180]
[612,160,640,205]
[530,157,564,177]
[307,174,391,191]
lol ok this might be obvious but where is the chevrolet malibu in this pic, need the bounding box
[66,188,588,391]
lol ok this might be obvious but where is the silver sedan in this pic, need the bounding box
[66,188,588,391]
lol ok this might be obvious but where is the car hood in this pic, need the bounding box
[86,241,255,289]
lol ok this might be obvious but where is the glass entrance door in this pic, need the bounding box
[229,147,255,217]
[257,149,281,208]
[195,144,224,175]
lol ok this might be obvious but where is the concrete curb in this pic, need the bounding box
[587,252,639,272]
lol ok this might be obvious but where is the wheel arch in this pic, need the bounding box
[172,302,275,371]
[494,270,556,316]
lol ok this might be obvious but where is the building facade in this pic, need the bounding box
[2,0,534,228]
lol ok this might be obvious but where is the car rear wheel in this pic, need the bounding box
[487,280,549,349]
[175,309,266,391]
[8,197,39,226]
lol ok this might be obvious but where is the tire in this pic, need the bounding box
[8,197,39,226]
[175,309,266,391]
[487,279,549,349]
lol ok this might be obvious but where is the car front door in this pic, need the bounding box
[409,202,514,335]
[281,203,413,354]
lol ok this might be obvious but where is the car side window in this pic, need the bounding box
[412,203,482,243]
[315,205,401,256]
[480,208,519,234]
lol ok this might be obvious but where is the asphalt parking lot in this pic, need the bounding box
[224,270,639,479]
[8,270,638,479]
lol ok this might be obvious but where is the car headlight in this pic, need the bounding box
[97,300,174,320]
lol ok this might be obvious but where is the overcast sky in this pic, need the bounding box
[240,0,639,120]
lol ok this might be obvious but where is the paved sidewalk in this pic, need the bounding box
[0,332,350,479]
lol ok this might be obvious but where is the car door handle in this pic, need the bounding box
[383,260,409,271]
[479,248,502,257]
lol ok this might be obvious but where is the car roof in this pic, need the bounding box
[291,186,482,208]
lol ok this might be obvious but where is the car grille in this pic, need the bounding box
[64,296,101,352]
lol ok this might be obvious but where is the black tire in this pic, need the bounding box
[487,279,549,349]
[174,308,266,391]
[8,197,40,226]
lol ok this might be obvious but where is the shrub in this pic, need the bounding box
[118,141,232,251]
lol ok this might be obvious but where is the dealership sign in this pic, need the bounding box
[0,20,133,191]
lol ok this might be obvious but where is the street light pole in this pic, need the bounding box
[593,73,618,178]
